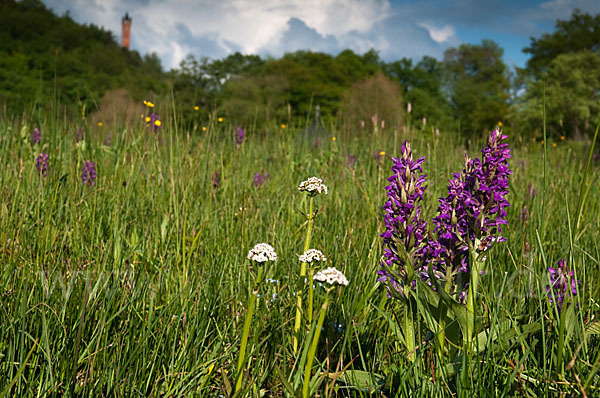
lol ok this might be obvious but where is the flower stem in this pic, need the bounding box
[235,266,264,393]
[303,289,329,398]
[293,196,314,354]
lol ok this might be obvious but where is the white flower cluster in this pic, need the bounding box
[313,267,349,286]
[298,249,327,263]
[298,177,328,195]
[247,243,278,263]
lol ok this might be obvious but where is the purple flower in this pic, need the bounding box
[346,154,356,168]
[253,172,269,187]
[31,128,41,145]
[35,153,48,177]
[82,161,97,186]
[146,113,162,132]
[212,171,220,188]
[236,126,245,146]
[547,259,579,312]
[432,129,511,295]
[378,142,435,298]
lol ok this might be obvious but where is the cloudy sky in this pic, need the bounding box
[44,0,600,70]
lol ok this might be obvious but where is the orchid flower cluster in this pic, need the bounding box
[547,259,579,313]
[379,128,512,303]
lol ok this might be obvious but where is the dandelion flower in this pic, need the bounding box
[247,243,278,263]
[498,121,503,127]
[298,177,328,195]
[313,267,348,286]
[218,117,224,123]
[281,124,286,129]
[155,120,162,127]
[552,142,557,148]
[145,116,151,123]
[143,100,155,108]
[194,106,199,111]
[202,126,207,132]
[97,122,103,127]
[299,249,327,263]
[560,136,565,141]
[379,151,386,157]
[332,136,337,142]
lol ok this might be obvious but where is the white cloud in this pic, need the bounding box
[417,22,455,43]
[45,0,392,69]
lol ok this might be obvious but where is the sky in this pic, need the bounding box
[43,0,600,71]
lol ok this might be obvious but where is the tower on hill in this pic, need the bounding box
[121,13,132,50]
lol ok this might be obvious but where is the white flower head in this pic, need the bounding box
[313,267,349,286]
[247,243,278,263]
[298,177,328,195]
[299,249,327,263]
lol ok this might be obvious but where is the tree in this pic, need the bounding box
[523,9,600,77]
[444,40,510,136]
[516,51,600,139]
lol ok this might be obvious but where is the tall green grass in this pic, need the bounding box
[0,110,599,396]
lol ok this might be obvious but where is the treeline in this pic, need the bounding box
[1,0,599,139]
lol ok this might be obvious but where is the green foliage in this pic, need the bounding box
[516,51,600,139]
[523,9,600,77]
[0,0,166,114]
[444,40,510,136]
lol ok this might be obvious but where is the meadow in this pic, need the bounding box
[0,105,599,397]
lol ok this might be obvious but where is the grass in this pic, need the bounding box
[0,109,599,397]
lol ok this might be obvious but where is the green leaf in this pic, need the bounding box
[585,321,600,335]
[328,370,386,393]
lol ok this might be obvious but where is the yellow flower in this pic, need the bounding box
[202,126,207,132]
[560,135,565,140]
[194,106,199,111]
[332,136,336,141]
[217,117,224,123]
[552,142,557,148]
[498,121,503,127]
[143,100,154,108]
[97,122,103,127]
[281,124,286,129]
[145,116,151,123]
[379,151,386,156]
[207,363,214,375]
[154,120,162,127]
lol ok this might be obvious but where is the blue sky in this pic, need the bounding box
[44,0,600,70]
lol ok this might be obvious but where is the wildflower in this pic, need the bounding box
[236,126,245,145]
[143,100,154,108]
[346,154,356,168]
[407,103,412,114]
[432,129,511,294]
[31,128,41,144]
[145,116,151,123]
[154,120,162,128]
[298,177,328,195]
[378,142,433,298]
[202,126,207,132]
[217,117,224,123]
[560,136,565,141]
[281,124,286,129]
[360,120,365,129]
[313,267,348,286]
[247,243,278,263]
[299,249,327,263]
[82,160,97,186]
[552,142,557,148]
[194,106,199,111]
[253,172,269,187]
[422,117,427,126]
[379,151,386,157]
[212,171,220,188]
[498,121,503,127]
[97,122,103,127]
[146,113,161,132]
[35,153,49,177]
[332,136,336,142]
[547,259,578,312]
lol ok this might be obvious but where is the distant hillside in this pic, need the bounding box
[0,0,166,114]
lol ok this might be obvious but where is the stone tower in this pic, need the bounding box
[121,13,132,49]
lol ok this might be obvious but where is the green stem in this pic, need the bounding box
[293,196,314,354]
[303,290,329,398]
[235,266,264,393]
[557,299,567,375]
[308,269,315,325]
[465,250,482,348]
[405,298,416,362]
